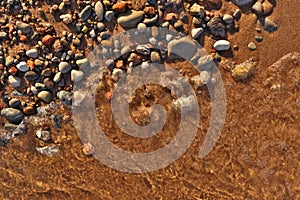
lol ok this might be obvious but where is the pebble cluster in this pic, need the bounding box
[0,0,278,153]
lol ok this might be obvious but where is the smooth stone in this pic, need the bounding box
[1,108,24,123]
[252,2,263,14]
[248,42,257,50]
[191,27,204,39]
[167,37,197,60]
[38,91,52,103]
[8,75,22,88]
[105,11,115,22]
[16,61,29,72]
[76,58,89,67]
[26,49,38,58]
[16,21,31,33]
[223,14,234,24]
[255,35,263,42]
[213,40,231,51]
[24,71,39,81]
[57,90,73,106]
[95,1,104,20]
[53,72,62,83]
[5,56,14,67]
[232,0,253,6]
[23,106,35,115]
[71,70,84,82]
[59,62,72,73]
[9,98,21,108]
[79,5,92,20]
[117,10,144,29]
[262,1,274,15]
[233,9,241,20]
[258,17,278,32]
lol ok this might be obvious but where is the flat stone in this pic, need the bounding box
[26,49,38,58]
[38,91,52,103]
[117,10,144,29]
[8,75,22,88]
[258,17,278,32]
[248,42,257,50]
[213,40,231,51]
[9,98,21,108]
[79,5,92,20]
[71,70,84,82]
[16,61,29,72]
[57,90,73,106]
[16,21,31,33]
[59,62,72,73]
[1,108,24,123]
[191,27,204,39]
[232,0,254,7]
[42,35,55,46]
[95,1,104,21]
[167,37,197,60]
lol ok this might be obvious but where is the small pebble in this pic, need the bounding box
[37,91,53,103]
[248,42,257,50]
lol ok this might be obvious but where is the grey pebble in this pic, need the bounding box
[248,42,257,50]
[26,49,38,58]
[1,108,24,123]
[105,11,115,22]
[79,5,92,20]
[16,61,29,72]
[16,21,31,33]
[24,71,39,81]
[59,62,72,73]
[71,70,84,82]
[8,75,22,88]
[255,36,263,42]
[53,72,62,83]
[57,90,73,106]
[213,40,231,51]
[258,17,278,32]
[95,1,104,21]
[9,98,21,108]
[167,37,197,60]
[37,91,52,103]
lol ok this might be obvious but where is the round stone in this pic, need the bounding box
[248,42,257,50]
[213,40,231,51]
[57,90,73,106]
[26,49,38,58]
[24,71,39,81]
[16,61,29,72]
[59,62,72,73]
[105,11,115,22]
[53,72,62,83]
[36,129,51,142]
[223,14,234,24]
[9,98,21,108]
[16,21,31,33]
[232,0,253,6]
[167,37,197,60]
[258,17,278,32]
[252,2,263,15]
[37,91,53,103]
[191,27,204,39]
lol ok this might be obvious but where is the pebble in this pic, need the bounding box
[59,62,72,73]
[248,42,257,50]
[255,36,263,42]
[50,114,62,128]
[16,21,31,33]
[24,71,39,81]
[112,2,128,13]
[4,122,27,133]
[233,9,241,20]
[252,2,263,15]
[71,70,84,82]
[8,75,22,88]
[1,108,24,123]
[5,56,14,67]
[9,98,21,108]
[57,90,73,106]
[60,14,73,24]
[213,40,231,51]
[232,0,253,6]
[79,5,92,20]
[191,27,204,39]
[223,14,234,24]
[258,17,278,32]
[105,11,115,22]
[26,49,38,58]
[23,106,35,115]
[38,91,52,103]
[189,3,205,18]
[150,51,161,63]
[36,145,59,157]
[117,10,144,29]
[95,1,104,21]
[16,61,29,72]
[262,1,274,15]
[53,72,62,83]
[167,37,197,60]
[232,59,256,81]
[42,35,55,46]
[36,129,51,142]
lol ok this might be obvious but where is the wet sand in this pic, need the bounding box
[0,0,299,199]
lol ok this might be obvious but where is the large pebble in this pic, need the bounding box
[95,1,104,20]
[38,91,52,103]
[213,40,231,51]
[26,49,38,58]
[71,70,84,82]
[24,71,39,81]
[105,11,115,22]
[79,5,92,20]
[258,17,278,32]
[9,98,21,108]
[16,61,29,72]
[8,75,22,88]
[117,10,144,29]
[59,62,72,73]
[16,21,31,33]
[167,37,197,60]
[57,90,73,106]
[1,108,24,123]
